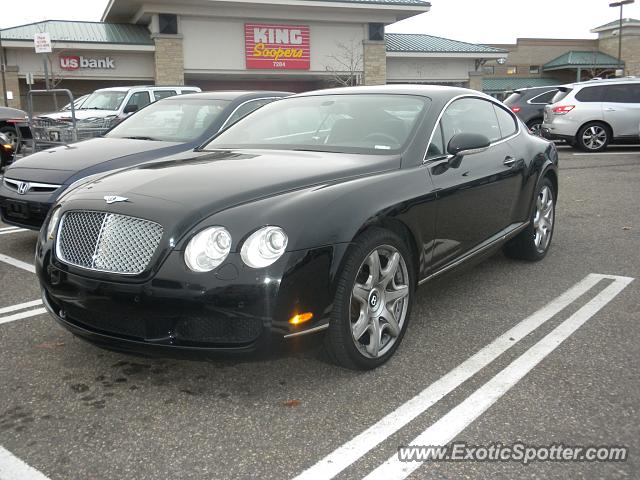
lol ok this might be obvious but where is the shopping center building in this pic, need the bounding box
[0,0,507,109]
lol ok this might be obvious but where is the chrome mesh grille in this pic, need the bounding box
[57,211,163,275]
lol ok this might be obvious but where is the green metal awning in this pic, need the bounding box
[0,20,153,45]
[386,33,506,54]
[483,77,562,94]
[543,51,622,71]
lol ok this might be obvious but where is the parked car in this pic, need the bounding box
[504,86,559,136]
[542,77,640,151]
[36,85,559,370]
[61,94,89,111]
[39,85,203,124]
[0,132,14,170]
[0,106,32,150]
[0,91,290,229]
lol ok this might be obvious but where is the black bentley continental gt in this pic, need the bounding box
[36,85,558,370]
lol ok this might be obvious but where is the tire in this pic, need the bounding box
[576,122,610,152]
[504,177,556,261]
[324,228,415,370]
[0,126,19,154]
[526,119,543,137]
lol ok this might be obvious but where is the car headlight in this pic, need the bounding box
[241,226,288,268]
[184,226,232,272]
[46,207,62,240]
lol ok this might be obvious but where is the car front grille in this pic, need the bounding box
[56,211,163,275]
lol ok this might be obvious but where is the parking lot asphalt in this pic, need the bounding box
[0,146,639,480]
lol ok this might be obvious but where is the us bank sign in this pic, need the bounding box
[60,55,116,71]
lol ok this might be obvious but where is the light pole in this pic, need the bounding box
[609,0,635,75]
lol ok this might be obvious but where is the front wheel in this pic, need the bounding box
[504,178,556,261]
[325,228,415,370]
[527,119,543,137]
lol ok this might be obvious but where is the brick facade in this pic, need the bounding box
[363,40,386,86]
[467,71,483,92]
[3,66,22,109]
[153,35,185,86]
[598,33,640,76]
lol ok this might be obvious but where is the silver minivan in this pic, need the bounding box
[541,78,640,151]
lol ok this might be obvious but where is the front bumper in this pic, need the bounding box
[37,242,348,355]
[0,187,56,229]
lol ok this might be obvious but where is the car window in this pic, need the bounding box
[604,83,640,103]
[223,98,275,129]
[180,89,200,95]
[530,90,557,104]
[154,90,177,101]
[503,92,523,106]
[575,86,607,103]
[126,91,152,110]
[551,88,572,104]
[426,122,445,157]
[493,104,518,138]
[441,98,501,146]
[204,94,430,155]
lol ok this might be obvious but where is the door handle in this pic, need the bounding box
[503,156,516,167]
[605,107,616,112]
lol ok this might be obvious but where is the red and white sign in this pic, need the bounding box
[60,55,115,71]
[34,32,52,53]
[245,23,310,70]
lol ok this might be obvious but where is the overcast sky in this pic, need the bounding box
[1,0,639,44]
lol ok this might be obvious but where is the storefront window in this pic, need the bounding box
[205,94,430,155]
[507,67,518,75]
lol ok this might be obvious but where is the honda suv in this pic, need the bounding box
[504,86,559,136]
[542,78,640,152]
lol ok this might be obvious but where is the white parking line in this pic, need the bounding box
[0,445,51,480]
[292,273,609,480]
[0,229,29,236]
[364,274,634,480]
[0,308,47,326]
[0,254,35,273]
[0,300,42,315]
[573,151,640,156]
[0,226,21,232]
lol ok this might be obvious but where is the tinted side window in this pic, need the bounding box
[224,98,275,128]
[575,86,607,102]
[441,98,501,146]
[426,122,445,157]
[530,90,557,104]
[551,89,572,103]
[126,91,151,109]
[604,84,640,103]
[154,90,177,100]
[493,105,518,138]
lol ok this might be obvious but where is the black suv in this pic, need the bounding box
[504,86,559,136]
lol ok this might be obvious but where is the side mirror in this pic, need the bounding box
[123,104,139,114]
[447,133,491,157]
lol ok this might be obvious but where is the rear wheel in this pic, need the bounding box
[576,122,610,152]
[325,228,415,370]
[504,178,555,261]
[527,119,543,137]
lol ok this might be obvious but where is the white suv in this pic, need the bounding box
[41,85,202,123]
[542,78,640,152]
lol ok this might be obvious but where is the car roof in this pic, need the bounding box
[165,91,292,101]
[93,85,200,93]
[512,86,559,94]
[562,77,640,89]
[293,84,495,101]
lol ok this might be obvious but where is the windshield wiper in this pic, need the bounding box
[122,136,158,141]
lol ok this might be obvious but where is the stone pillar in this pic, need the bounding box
[363,40,387,86]
[598,30,640,76]
[3,66,22,109]
[152,34,185,86]
[468,71,483,92]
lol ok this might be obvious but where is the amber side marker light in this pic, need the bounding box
[289,312,314,326]
[2,144,12,150]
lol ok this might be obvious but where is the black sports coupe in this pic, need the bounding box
[0,91,289,230]
[36,85,558,370]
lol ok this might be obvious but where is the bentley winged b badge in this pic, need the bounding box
[104,195,129,204]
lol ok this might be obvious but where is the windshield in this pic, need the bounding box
[204,94,429,154]
[106,98,231,142]
[80,91,127,111]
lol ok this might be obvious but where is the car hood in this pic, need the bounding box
[39,109,118,121]
[66,149,400,233]
[4,137,179,184]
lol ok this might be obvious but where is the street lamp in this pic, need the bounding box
[609,0,635,75]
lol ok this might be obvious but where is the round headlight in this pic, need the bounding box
[184,226,232,272]
[241,226,288,268]
[46,207,62,240]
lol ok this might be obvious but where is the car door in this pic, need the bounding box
[602,83,640,140]
[426,97,522,271]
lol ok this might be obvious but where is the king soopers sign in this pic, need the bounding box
[245,23,310,70]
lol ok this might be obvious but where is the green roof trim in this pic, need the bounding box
[543,51,622,70]
[386,33,506,54]
[591,17,640,31]
[483,77,562,93]
[0,20,153,46]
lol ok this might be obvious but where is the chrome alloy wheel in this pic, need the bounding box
[581,125,607,150]
[349,245,410,358]
[533,185,554,253]
[529,122,543,137]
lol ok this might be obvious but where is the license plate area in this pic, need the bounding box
[5,199,29,219]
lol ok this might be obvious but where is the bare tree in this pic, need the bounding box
[324,39,363,87]
[581,50,616,80]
